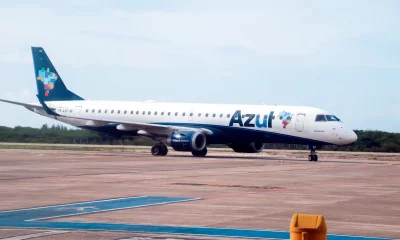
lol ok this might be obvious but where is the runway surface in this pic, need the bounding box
[0,149,398,239]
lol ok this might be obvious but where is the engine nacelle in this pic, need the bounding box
[167,131,207,152]
[229,141,265,153]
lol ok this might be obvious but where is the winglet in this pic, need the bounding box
[36,94,60,116]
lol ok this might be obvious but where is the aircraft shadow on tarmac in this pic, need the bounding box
[165,154,378,164]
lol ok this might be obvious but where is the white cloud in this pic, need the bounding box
[0,1,398,70]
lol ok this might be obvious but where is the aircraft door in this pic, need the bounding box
[295,114,306,132]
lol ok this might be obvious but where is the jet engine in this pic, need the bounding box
[167,131,207,152]
[229,141,265,153]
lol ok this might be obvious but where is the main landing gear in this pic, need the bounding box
[308,146,318,161]
[191,147,208,157]
[151,144,208,157]
[151,144,168,156]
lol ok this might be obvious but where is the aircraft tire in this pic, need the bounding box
[192,147,207,157]
[160,145,168,156]
[313,154,318,161]
[151,145,161,156]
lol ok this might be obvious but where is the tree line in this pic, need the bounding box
[0,124,154,145]
[0,125,399,152]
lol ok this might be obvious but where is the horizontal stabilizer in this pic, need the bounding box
[0,98,42,109]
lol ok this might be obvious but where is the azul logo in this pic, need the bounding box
[229,110,274,128]
[277,111,293,129]
[37,67,58,97]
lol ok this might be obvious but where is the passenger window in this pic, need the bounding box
[161,112,164,115]
[130,111,133,114]
[154,111,157,115]
[175,112,178,116]
[198,113,201,117]
[86,109,89,113]
[315,115,327,122]
[183,112,186,116]
[118,110,120,114]
[227,114,230,118]
[168,112,171,116]
[213,114,216,117]
[123,110,126,114]
[111,110,114,114]
[190,113,193,117]
[206,113,209,117]
[136,111,139,114]
[92,109,95,113]
[220,114,223,118]
[98,110,101,113]
[148,111,151,115]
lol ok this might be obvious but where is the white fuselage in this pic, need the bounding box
[28,100,357,146]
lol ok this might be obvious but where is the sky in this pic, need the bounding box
[0,0,399,132]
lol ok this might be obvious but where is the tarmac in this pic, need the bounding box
[0,149,399,239]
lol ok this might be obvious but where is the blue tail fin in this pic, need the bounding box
[31,47,84,101]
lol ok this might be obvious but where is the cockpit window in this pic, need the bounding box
[315,114,327,122]
[316,114,341,122]
[326,115,341,121]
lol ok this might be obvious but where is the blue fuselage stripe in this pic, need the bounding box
[79,122,332,146]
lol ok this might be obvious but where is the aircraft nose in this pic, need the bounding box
[338,127,357,145]
[348,130,358,144]
[341,129,357,145]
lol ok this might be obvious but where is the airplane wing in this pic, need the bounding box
[77,117,213,137]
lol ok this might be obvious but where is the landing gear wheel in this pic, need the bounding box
[308,154,318,161]
[160,145,168,156]
[192,147,208,157]
[152,144,168,156]
[151,145,161,156]
[308,146,318,162]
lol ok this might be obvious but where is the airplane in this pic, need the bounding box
[0,47,357,161]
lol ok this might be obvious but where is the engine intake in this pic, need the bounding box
[168,131,207,152]
[229,141,265,153]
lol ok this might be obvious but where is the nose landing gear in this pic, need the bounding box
[308,145,318,161]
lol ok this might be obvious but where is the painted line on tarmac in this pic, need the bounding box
[7,222,392,240]
[0,230,69,240]
[0,196,198,222]
[28,198,201,222]
[0,196,149,213]
[119,237,184,240]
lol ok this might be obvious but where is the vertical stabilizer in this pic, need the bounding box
[32,47,84,101]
